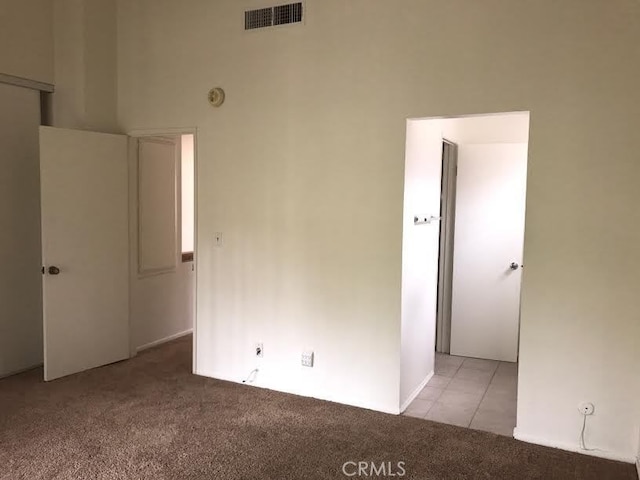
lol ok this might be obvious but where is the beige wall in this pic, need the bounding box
[118,0,404,413]
[116,0,640,459]
[0,0,53,83]
[52,0,118,132]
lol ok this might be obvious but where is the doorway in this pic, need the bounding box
[435,114,529,362]
[128,132,196,359]
[401,112,530,437]
[38,127,197,381]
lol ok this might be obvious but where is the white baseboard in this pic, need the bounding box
[136,328,192,353]
[513,428,636,464]
[400,371,434,414]
[0,362,43,380]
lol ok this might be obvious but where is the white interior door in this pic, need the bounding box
[449,143,528,362]
[40,126,130,381]
[435,141,458,354]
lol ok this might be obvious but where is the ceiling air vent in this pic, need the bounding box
[245,2,303,30]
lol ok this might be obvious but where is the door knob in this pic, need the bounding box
[509,262,520,270]
[48,266,60,275]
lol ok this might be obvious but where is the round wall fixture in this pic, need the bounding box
[208,87,225,107]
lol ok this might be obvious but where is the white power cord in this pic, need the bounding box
[579,413,601,452]
[242,368,259,384]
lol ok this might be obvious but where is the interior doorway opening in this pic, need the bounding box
[129,131,197,364]
[4,122,199,383]
[181,134,195,263]
[401,112,530,437]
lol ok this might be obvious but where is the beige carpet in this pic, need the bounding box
[0,336,635,480]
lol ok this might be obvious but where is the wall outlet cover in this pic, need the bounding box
[301,351,314,367]
[578,402,594,415]
[214,232,223,247]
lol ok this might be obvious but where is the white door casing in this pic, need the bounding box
[40,126,130,381]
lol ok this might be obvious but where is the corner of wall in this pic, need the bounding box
[399,118,442,408]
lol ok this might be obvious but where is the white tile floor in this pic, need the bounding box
[402,353,517,436]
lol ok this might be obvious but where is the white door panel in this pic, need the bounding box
[450,143,528,362]
[137,137,178,275]
[40,126,130,381]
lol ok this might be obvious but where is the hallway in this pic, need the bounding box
[403,353,517,436]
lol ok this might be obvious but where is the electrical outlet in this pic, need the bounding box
[255,343,263,357]
[301,351,314,367]
[578,402,594,415]
[214,232,223,247]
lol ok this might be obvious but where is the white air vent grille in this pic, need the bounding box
[245,2,303,30]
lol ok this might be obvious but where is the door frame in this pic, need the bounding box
[435,139,458,354]
[127,127,199,373]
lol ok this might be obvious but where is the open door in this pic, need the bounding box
[40,126,130,381]
[435,140,457,354]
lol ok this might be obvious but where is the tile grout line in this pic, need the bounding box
[421,356,464,418]
[440,357,464,391]
[444,358,463,386]
[466,361,500,427]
